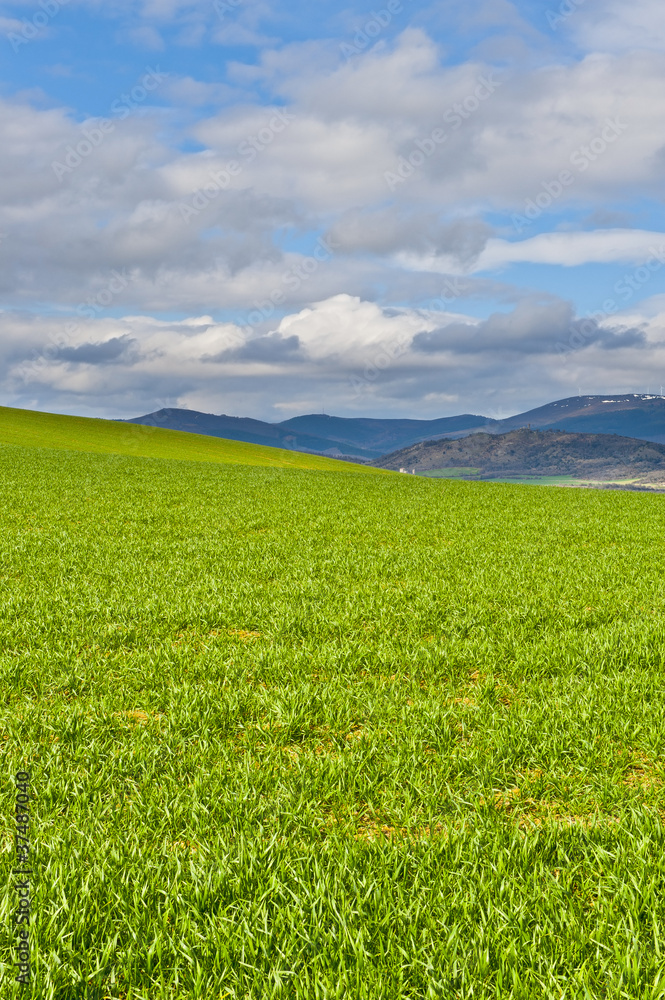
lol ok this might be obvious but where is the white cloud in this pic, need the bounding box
[162,76,238,105]
[397,230,665,277]
[276,294,428,363]
[472,230,665,271]
[0,15,24,31]
[569,0,665,54]
[125,24,165,49]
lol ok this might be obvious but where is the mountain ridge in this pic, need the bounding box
[122,408,489,458]
[123,394,665,458]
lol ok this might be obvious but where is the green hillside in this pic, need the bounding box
[0,405,382,473]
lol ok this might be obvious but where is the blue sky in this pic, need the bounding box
[1,0,665,420]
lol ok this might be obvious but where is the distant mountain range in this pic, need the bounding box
[121,408,489,459]
[374,427,665,486]
[123,394,665,459]
[479,394,665,443]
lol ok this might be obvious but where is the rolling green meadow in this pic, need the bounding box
[0,406,378,474]
[3,411,665,998]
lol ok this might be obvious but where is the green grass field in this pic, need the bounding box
[419,468,481,479]
[479,475,646,488]
[3,416,665,998]
[420,470,656,489]
[477,474,590,486]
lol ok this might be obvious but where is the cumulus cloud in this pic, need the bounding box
[412,299,646,355]
[54,335,138,364]
[208,331,303,363]
[328,210,492,264]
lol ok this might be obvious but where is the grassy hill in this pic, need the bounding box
[375,427,665,486]
[3,443,665,996]
[0,405,382,473]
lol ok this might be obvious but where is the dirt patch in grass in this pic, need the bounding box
[621,749,663,790]
[485,784,621,830]
[354,820,448,842]
[113,710,160,726]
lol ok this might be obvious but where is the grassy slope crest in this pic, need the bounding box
[0,405,383,472]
